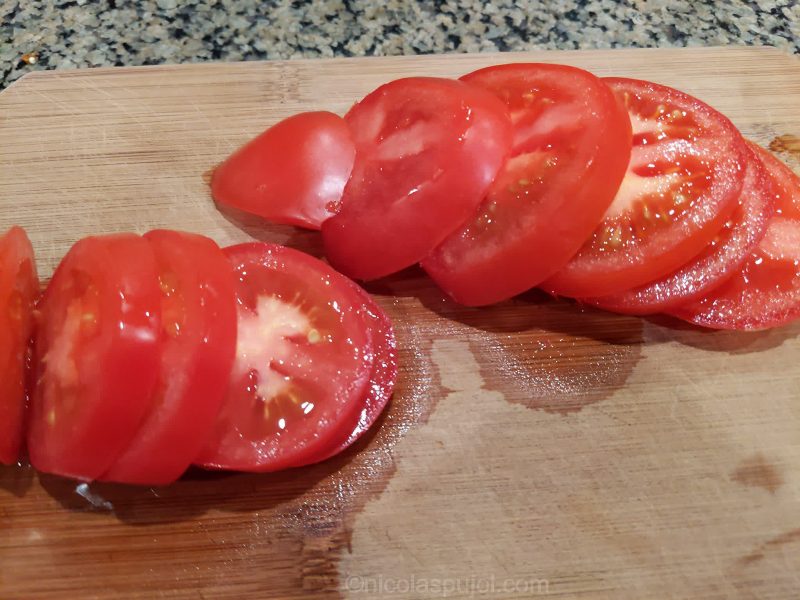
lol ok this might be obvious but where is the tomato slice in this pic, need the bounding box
[28,234,163,481]
[321,77,513,280]
[586,143,775,314]
[544,77,749,298]
[303,284,397,464]
[212,111,356,230]
[672,145,800,330]
[102,231,237,485]
[194,243,374,472]
[421,63,632,306]
[0,227,39,465]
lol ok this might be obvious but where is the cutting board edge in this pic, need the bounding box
[2,44,796,98]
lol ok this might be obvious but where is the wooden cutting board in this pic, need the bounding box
[1,46,799,599]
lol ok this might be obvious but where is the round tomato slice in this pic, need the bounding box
[544,77,749,298]
[672,145,800,330]
[303,284,397,465]
[321,77,513,280]
[194,243,374,472]
[28,234,162,481]
[587,143,775,314]
[0,227,39,465]
[212,111,356,230]
[102,231,237,485]
[421,63,632,306]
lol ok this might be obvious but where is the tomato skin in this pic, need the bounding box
[212,111,356,230]
[194,243,374,473]
[544,77,749,298]
[671,145,800,330]
[0,227,39,465]
[28,234,163,481]
[302,284,397,465]
[102,231,237,485]
[422,64,632,306]
[322,77,513,281]
[586,143,775,315]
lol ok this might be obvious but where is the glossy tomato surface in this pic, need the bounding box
[194,243,374,472]
[28,234,163,481]
[422,63,632,306]
[322,77,513,280]
[212,111,356,229]
[587,143,775,314]
[103,231,237,485]
[0,227,39,465]
[544,77,749,298]
[672,145,800,330]
[306,283,397,464]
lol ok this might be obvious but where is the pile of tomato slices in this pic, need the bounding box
[213,64,800,331]
[0,228,397,485]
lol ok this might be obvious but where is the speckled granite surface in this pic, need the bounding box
[2,0,799,90]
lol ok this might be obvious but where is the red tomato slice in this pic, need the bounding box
[672,145,800,330]
[421,63,632,306]
[586,143,775,314]
[321,77,513,280]
[303,284,397,464]
[28,234,163,481]
[544,77,749,298]
[0,227,39,465]
[102,231,237,485]
[194,243,374,472]
[212,111,356,230]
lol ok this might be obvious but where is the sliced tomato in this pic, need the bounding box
[672,145,800,330]
[102,231,237,485]
[28,234,163,481]
[0,227,39,465]
[544,77,749,298]
[421,63,632,306]
[587,143,775,314]
[303,284,397,464]
[321,77,513,280]
[194,243,374,472]
[212,111,356,229]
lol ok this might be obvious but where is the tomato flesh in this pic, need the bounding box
[422,63,632,306]
[322,77,513,280]
[28,234,163,481]
[212,111,356,229]
[102,231,237,485]
[544,77,749,298]
[305,284,397,464]
[0,227,39,465]
[672,145,800,330]
[194,243,374,472]
[587,143,775,314]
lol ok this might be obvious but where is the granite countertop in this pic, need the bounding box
[2,0,799,90]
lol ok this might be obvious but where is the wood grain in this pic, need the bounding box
[1,46,799,599]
